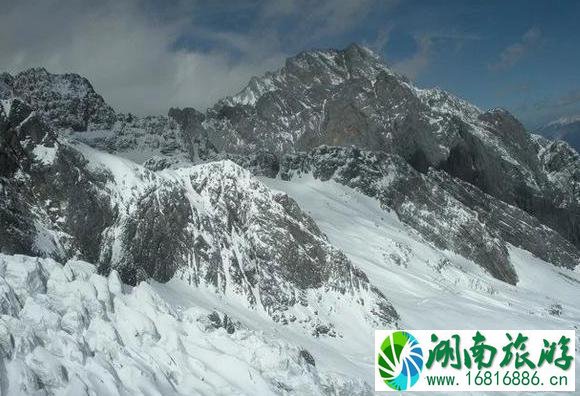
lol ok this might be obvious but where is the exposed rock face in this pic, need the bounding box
[168,107,205,130]
[71,112,189,165]
[0,73,12,99]
[438,108,544,204]
[534,136,580,207]
[69,108,215,169]
[429,169,579,270]
[0,98,65,258]
[215,151,280,178]
[532,136,580,248]
[224,145,580,284]
[0,98,398,332]
[4,68,116,131]
[202,45,541,188]
[8,56,576,255]
[277,147,517,284]
[3,44,580,396]
[168,107,217,161]
[191,45,580,252]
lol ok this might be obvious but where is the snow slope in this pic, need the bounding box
[261,174,580,394]
[0,169,578,395]
[0,254,370,395]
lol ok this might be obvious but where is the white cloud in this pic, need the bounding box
[489,27,542,71]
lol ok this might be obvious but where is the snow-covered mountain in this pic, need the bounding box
[537,116,580,152]
[199,45,579,255]
[28,44,576,257]
[536,116,580,152]
[1,44,579,394]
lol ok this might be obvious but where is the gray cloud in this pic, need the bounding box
[366,26,393,54]
[0,0,399,115]
[489,27,542,71]
[0,0,287,115]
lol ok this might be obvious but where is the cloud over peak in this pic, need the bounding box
[0,0,394,115]
[0,0,287,115]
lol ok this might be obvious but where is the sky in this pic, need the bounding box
[0,0,579,128]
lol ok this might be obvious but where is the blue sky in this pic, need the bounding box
[378,0,580,127]
[1,0,579,127]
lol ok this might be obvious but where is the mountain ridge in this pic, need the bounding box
[2,43,579,274]
[537,116,580,152]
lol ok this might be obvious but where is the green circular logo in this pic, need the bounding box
[377,331,424,391]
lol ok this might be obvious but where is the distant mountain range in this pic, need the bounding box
[537,116,580,152]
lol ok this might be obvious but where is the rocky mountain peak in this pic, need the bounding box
[16,66,50,78]
[478,107,536,158]
[285,42,387,80]
[479,107,523,126]
[6,68,116,131]
[194,44,580,262]
[221,44,393,109]
[205,44,546,200]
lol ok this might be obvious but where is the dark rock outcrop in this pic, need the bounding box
[4,68,116,131]
[227,146,580,284]
[168,107,216,161]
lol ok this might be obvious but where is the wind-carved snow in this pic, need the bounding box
[0,254,371,395]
